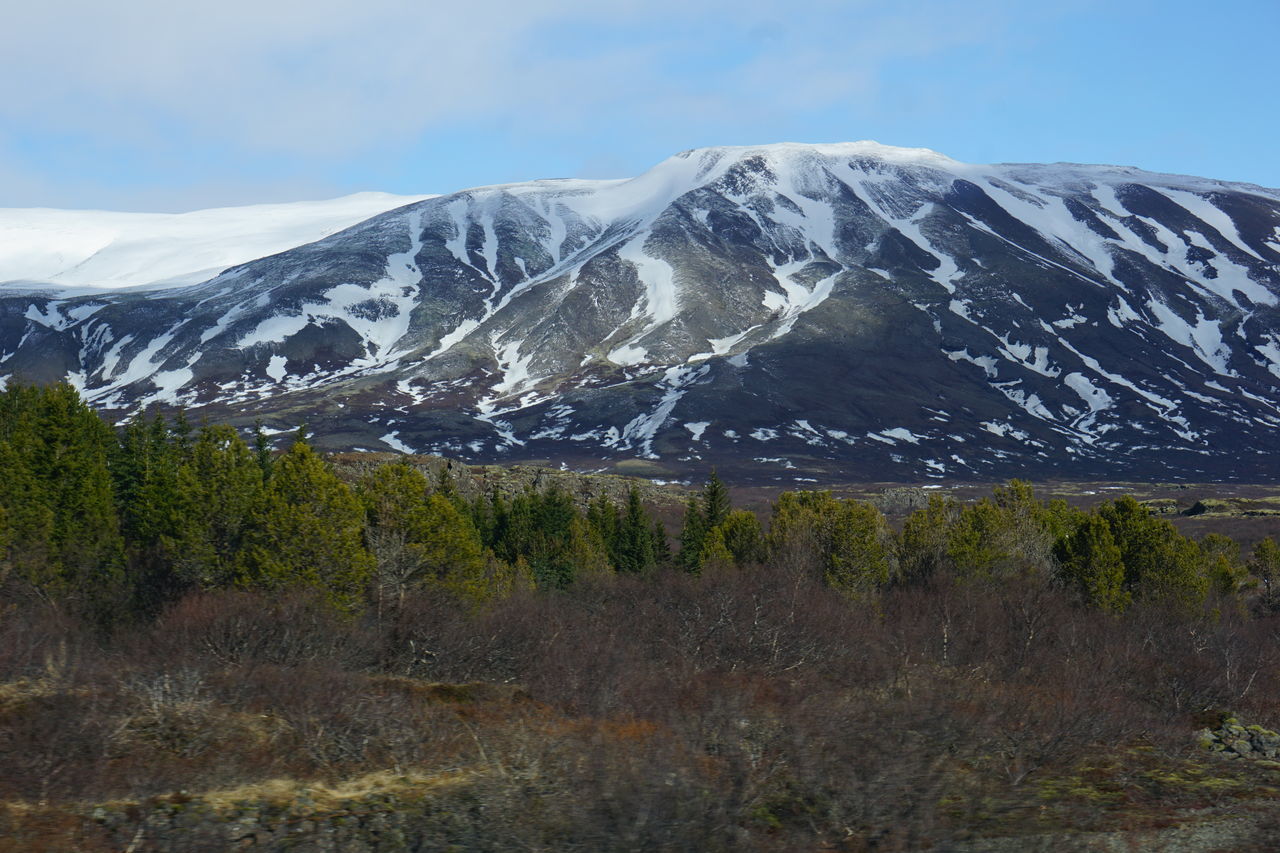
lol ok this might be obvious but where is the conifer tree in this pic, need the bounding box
[359,462,488,608]
[898,493,959,581]
[1054,513,1129,612]
[253,419,274,481]
[0,440,55,591]
[1098,496,1209,608]
[615,486,656,573]
[769,491,896,594]
[1249,537,1280,611]
[651,519,672,568]
[698,525,736,573]
[1200,532,1247,597]
[677,497,707,573]
[702,470,731,530]
[238,436,373,610]
[586,491,621,565]
[29,383,126,614]
[178,424,265,589]
[713,509,766,567]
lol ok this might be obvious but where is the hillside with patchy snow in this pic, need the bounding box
[2,142,1279,482]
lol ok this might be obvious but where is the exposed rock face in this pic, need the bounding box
[3,142,1279,483]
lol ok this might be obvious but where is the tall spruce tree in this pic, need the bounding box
[615,486,656,574]
[677,497,707,573]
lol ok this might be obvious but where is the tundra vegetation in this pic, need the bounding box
[3,382,1280,850]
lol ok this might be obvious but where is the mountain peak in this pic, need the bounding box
[2,144,1279,483]
[676,140,959,167]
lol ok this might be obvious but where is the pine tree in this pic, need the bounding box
[1200,532,1247,597]
[698,526,736,574]
[1054,513,1129,612]
[178,424,265,589]
[768,491,895,594]
[586,491,621,566]
[0,440,55,591]
[30,383,127,617]
[651,519,672,568]
[359,462,487,608]
[1098,496,1209,608]
[238,436,373,610]
[253,419,274,481]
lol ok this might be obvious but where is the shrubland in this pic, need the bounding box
[3,382,1280,850]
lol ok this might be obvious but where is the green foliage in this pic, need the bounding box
[677,497,707,573]
[478,485,610,588]
[711,509,766,567]
[768,491,896,596]
[237,437,373,610]
[698,525,736,573]
[1054,514,1130,612]
[898,494,959,581]
[1097,496,1209,609]
[176,425,266,589]
[1199,533,1247,597]
[946,480,1056,579]
[0,382,125,618]
[1249,537,1280,610]
[358,462,489,607]
[702,470,730,530]
[614,486,659,574]
[677,471,733,573]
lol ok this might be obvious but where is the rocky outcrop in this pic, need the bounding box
[1197,715,1280,760]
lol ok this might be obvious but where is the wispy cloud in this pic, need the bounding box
[3,1,1020,151]
[0,0,1032,207]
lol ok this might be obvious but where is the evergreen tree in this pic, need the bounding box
[615,486,656,574]
[769,491,896,595]
[698,525,736,573]
[1098,496,1209,608]
[586,491,621,565]
[178,424,265,589]
[713,509,766,567]
[238,436,373,609]
[253,419,274,481]
[1054,513,1129,612]
[359,462,488,608]
[1200,532,1247,597]
[0,440,55,592]
[702,470,731,530]
[898,493,959,581]
[1249,537,1280,611]
[677,497,707,573]
[946,481,1056,579]
[651,519,672,568]
[29,384,126,616]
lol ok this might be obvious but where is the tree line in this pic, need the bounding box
[0,382,1276,627]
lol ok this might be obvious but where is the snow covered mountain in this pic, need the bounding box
[0,192,432,292]
[3,142,1279,482]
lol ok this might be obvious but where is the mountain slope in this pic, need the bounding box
[2,142,1279,482]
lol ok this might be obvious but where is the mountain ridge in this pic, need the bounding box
[2,142,1278,483]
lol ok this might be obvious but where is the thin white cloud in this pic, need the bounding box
[1,0,1021,157]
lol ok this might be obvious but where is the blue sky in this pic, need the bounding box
[2,0,1276,211]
